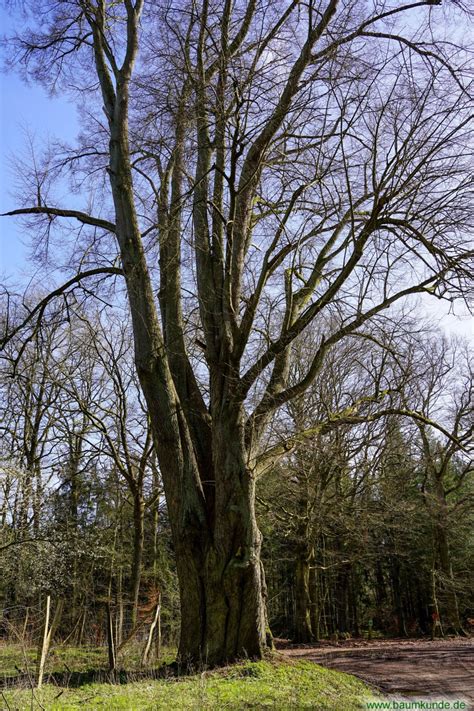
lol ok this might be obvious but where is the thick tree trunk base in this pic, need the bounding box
[175,543,270,668]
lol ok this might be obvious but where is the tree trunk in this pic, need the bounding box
[100,51,269,667]
[131,493,145,626]
[310,565,320,641]
[116,569,124,647]
[174,422,268,665]
[294,556,314,642]
[435,520,463,633]
[175,545,267,666]
[391,558,407,637]
[336,565,349,633]
[350,568,360,637]
[427,472,464,635]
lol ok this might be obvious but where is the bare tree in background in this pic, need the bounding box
[2,0,473,663]
[403,337,473,633]
[57,314,159,626]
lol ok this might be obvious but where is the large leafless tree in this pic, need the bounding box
[2,0,473,663]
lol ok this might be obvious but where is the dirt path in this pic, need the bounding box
[279,638,474,703]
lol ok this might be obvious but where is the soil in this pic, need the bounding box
[278,637,474,703]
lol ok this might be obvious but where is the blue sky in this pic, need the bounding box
[0,7,79,284]
[0,79,79,279]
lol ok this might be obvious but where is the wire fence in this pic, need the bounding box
[0,597,172,690]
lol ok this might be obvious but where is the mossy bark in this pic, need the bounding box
[172,409,267,665]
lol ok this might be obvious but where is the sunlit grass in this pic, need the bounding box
[0,641,176,678]
[1,659,374,709]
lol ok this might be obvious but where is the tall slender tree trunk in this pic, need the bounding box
[390,558,407,637]
[68,434,82,627]
[294,555,314,642]
[131,493,145,626]
[350,568,360,637]
[18,472,32,532]
[116,568,124,647]
[32,465,42,534]
[310,566,321,641]
[427,474,464,634]
[294,528,314,643]
[434,520,463,633]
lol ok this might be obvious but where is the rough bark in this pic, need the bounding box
[174,405,267,665]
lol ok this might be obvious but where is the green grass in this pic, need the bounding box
[0,642,176,677]
[1,659,375,710]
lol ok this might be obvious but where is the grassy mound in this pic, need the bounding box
[1,659,374,709]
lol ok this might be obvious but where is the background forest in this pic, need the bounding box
[1,308,472,656]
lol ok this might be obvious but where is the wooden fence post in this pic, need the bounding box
[36,596,64,689]
[141,594,161,666]
[22,607,29,642]
[36,596,51,689]
[106,603,116,673]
